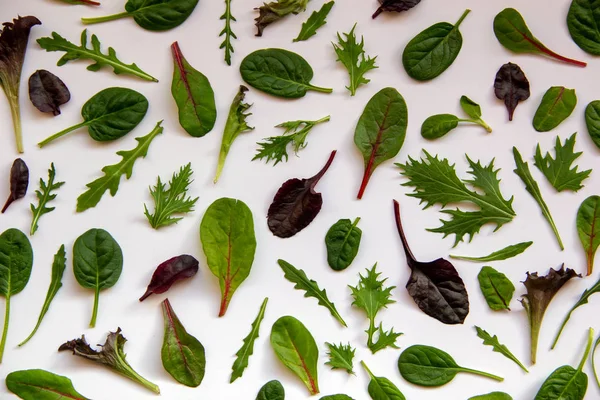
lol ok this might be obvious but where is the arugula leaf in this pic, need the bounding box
[349,265,402,353]
[450,241,532,262]
[325,342,355,374]
[144,163,199,229]
[30,163,65,236]
[77,121,163,212]
[332,24,377,96]
[534,133,591,192]
[397,151,516,246]
[475,326,528,373]
[294,2,335,42]
[219,0,237,66]
[253,116,330,165]
[231,298,268,383]
[277,260,347,327]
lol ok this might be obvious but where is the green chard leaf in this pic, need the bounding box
[451,241,532,262]
[585,100,600,149]
[256,380,285,400]
[397,151,516,246]
[332,24,377,96]
[477,266,515,311]
[37,30,157,82]
[361,361,406,400]
[214,86,254,183]
[325,342,355,374]
[277,259,347,327]
[475,326,528,373]
[231,297,268,383]
[19,245,66,346]
[30,163,65,235]
[76,121,163,212]
[568,0,600,55]
[577,196,600,276]
[253,115,330,165]
[512,147,564,250]
[532,87,577,132]
[6,369,90,400]
[144,163,199,229]
[325,217,362,271]
[254,0,309,36]
[220,0,237,65]
[294,1,335,42]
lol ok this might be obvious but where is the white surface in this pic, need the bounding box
[1,0,599,399]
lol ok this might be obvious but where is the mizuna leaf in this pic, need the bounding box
[2,158,29,214]
[200,197,257,316]
[332,24,378,96]
[28,69,70,115]
[355,88,407,199]
[477,266,515,311]
[451,242,532,262]
[37,30,157,82]
[171,42,216,137]
[270,316,319,395]
[161,298,205,387]
[6,369,90,400]
[30,163,65,235]
[372,0,421,19]
[219,0,237,65]
[294,1,335,42]
[568,0,600,55]
[532,87,577,132]
[577,196,600,276]
[475,326,528,373]
[231,297,268,383]
[256,380,285,400]
[139,255,199,301]
[585,100,600,149]
[277,260,347,327]
[494,62,530,121]
[325,217,362,271]
[325,342,355,374]
[361,361,406,400]
[76,121,162,212]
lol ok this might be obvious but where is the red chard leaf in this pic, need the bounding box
[2,158,29,213]
[373,0,421,19]
[140,255,199,301]
[494,62,530,121]
[28,69,70,116]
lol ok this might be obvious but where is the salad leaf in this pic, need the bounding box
[421,96,492,140]
[325,217,362,271]
[220,0,237,65]
[532,87,577,132]
[256,380,285,400]
[534,133,590,192]
[477,266,515,311]
[254,0,309,36]
[28,69,70,115]
[469,393,513,400]
[139,255,199,301]
[332,24,377,96]
[567,0,600,55]
[231,297,268,383]
[361,361,406,399]
[451,242,532,262]
[294,2,334,42]
[325,342,355,374]
[30,163,65,235]
[494,62,530,121]
[6,369,90,400]
[373,0,421,19]
[475,326,528,373]
[577,196,600,276]
[2,158,29,214]
[585,100,600,149]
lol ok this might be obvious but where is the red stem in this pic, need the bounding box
[542,47,587,68]
[372,7,384,19]
[78,0,101,5]
[393,200,416,263]
[309,150,337,189]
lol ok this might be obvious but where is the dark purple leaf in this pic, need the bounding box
[28,69,70,116]
[394,200,469,324]
[373,0,421,19]
[139,255,199,301]
[494,62,530,121]
[268,150,337,238]
[2,158,28,213]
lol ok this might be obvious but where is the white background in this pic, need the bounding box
[1,0,600,399]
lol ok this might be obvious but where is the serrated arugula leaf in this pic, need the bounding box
[534,133,591,192]
[77,121,163,212]
[397,151,516,246]
[37,30,157,82]
[325,342,355,374]
[253,116,330,165]
[475,326,528,373]
[294,1,335,42]
[349,265,401,353]
[277,260,347,327]
[219,0,237,66]
[30,163,65,236]
[332,24,377,96]
[231,298,268,383]
[144,163,199,229]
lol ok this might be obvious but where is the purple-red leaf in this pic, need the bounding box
[139,255,199,301]
[2,158,29,213]
[373,0,421,19]
[394,200,469,324]
[268,150,336,238]
[28,69,70,116]
[494,62,530,121]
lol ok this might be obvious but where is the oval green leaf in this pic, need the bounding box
[585,100,600,149]
[6,369,90,400]
[469,393,513,400]
[533,87,577,132]
[568,0,600,55]
[477,266,515,311]
[534,366,587,400]
[361,361,406,400]
[325,217,362,271]
[256,380,285,400]
[320,395,354,400]
[421,114,459,140]
[577,196,600,276]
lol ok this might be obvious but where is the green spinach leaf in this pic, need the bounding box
[477,266,514,311]
[568,0,600,55]
[294,1,335,42]
[231,297,268,383]
[325,217,362,271]
[469,393,513,400]
[29,163,65,236]
[325,342,355,374]
[475,326,528,373]
[361,361,406,400]
[450,241,532,262]
[532,87,577,132]
[577,196,600,276]
[320,395,353,400]
[256,380,285,400]
[585,100,600,149]
[6,369,90,400]
[332,24,378,96]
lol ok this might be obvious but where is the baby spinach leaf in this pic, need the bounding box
[332,24,378,96]
[394,200,469,324]
[214,86,254,183]
[73,228,123,328]
[140,255,199,301]
[161,298,205,387]
[512,147,564,250]
[325,342,355,374]
[6,369,90,400]
[494,8,586,67]
[521,265,580,364]
[240,48,332,98]
[532,87,577,132]
[535,328,592,400]
[402,9,470,81]
[355,88,407,199]
[278,259,347,327]
[59,328,160,393]
[320,395,353,400]
[270,316,319,395]
[81,0,199,31]
[220,0,237,65]
[451,241,532,262]
[421,96,491,140]
[568,0,600,55]
[469,393,513,400]
[585,100,600,149]
[294,1,334,42]
[0,228,33,362]
[577,196,600,276]
[2,158,29,214]
[398,344,504,386]
[460,96,492,131]
[534,133,590,192]
[257,380,285,400]
[268,151,336,237]
[254,0,309,36]
[19,245,66,346]
[494,62,530,121]
[475,326,528,373]
[325,217,362,271]
[477,266,514,311]
[30,163,65,235]
[373,0,421,19]
[200,197,256,316]
[231,297,268,383]
[361,361,406,400]
[28,69,70,115]
[171,41,216,137]
[76,121,163,212]
[37,30,157,82]
[38,87,148,147]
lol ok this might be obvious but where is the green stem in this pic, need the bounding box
[577,328,594,371]
[592,335,600,388]
[89,288,99,328]
[118,363,160,394]
[314,115,331,124]
[548,219,565,251]
[455,9,471,28]
[458,119,493,133]
[18,318,41,347]
[38,121,88,148]
[551,308,576,350]
[360,360,375,379]
[459,367,504,382]
[307,84,333,94]
[81,11,130,25]
[0,295,10,363]
[7,93,23,153]
[366,318,375,349]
